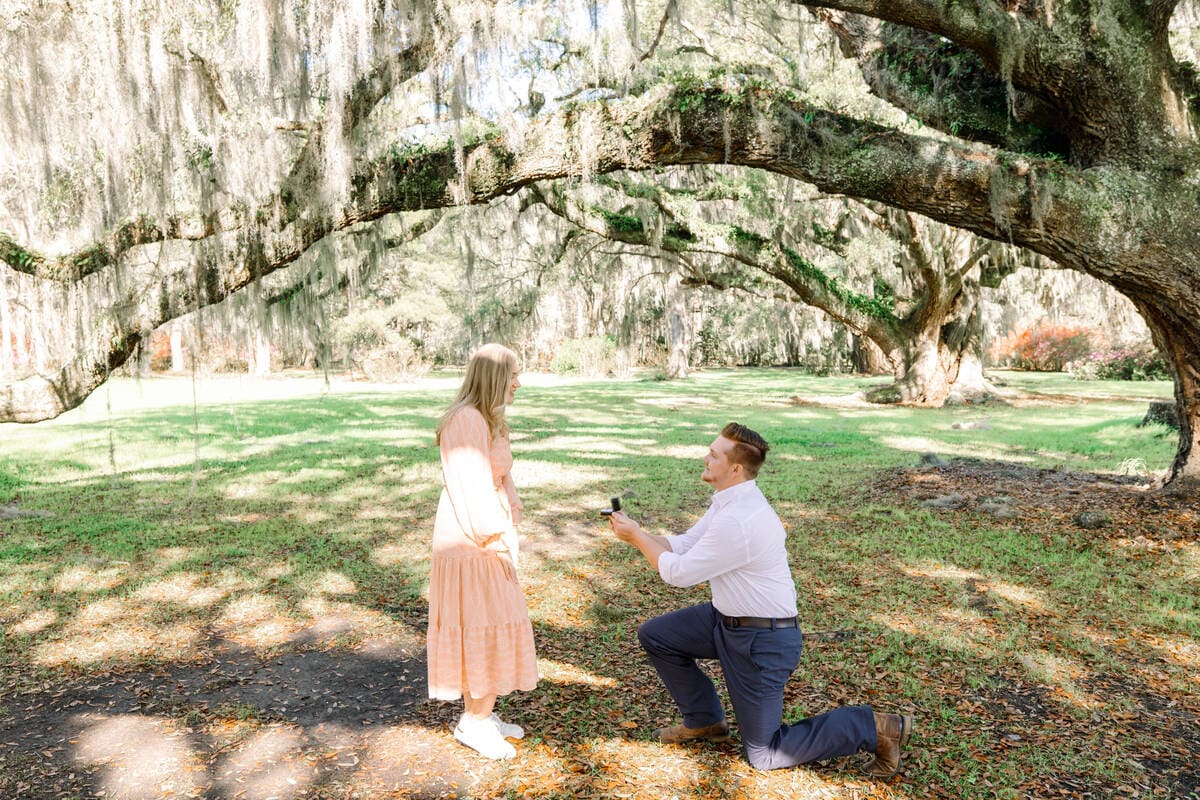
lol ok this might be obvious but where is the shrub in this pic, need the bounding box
[550,336,616,376]
[989,324,1096,371]
[1069,345,1173,381]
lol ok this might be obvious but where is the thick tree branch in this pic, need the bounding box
[796,0,1025,66]
[4,80,1199,422]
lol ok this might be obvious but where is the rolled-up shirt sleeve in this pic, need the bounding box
[658,512,752,587]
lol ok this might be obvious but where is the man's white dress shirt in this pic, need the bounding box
[657,479,798,619]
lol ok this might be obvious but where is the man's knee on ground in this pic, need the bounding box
[744,745,788,771]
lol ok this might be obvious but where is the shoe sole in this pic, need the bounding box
[453,727,516,760]
[655,728,732,744]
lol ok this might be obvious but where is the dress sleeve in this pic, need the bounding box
[440,408,510,546]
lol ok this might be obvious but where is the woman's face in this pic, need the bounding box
[505,365,521,405]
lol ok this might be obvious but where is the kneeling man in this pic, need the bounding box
[608,422,913,776]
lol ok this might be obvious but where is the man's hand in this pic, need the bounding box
[608,510,642,543]
[609,511,670,568]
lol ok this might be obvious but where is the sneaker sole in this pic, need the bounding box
[453,726,516,760]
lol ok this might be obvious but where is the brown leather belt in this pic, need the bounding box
[721,615,799,630]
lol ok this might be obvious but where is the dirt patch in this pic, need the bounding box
[867,457,1199,542]
[0,624,498,799]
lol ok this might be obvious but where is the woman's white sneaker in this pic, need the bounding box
[490,713,525,740]
[454,714,516,760]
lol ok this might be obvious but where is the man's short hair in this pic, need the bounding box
[721,422,769,478]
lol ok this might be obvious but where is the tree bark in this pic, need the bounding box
[1131,297,1200,495]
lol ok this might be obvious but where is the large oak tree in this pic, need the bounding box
[3,1,1198,493]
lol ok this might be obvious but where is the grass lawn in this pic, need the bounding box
[0,368,1195,799]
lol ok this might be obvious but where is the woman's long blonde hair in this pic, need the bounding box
[435,343,518,444]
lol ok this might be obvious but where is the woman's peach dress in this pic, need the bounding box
[426,406,539,701]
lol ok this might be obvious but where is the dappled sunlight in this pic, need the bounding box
[36,617,200,666]
[1136,631,1200,674]
[559,737,713,793]
[877,435,1034,462]
[779,409,832,421]
[213,724,313,799]
[371,542,424,567]
[987,580,1050,613]
[1016,651,1100,709]
[659,443,706,461]
[152,546,199,566]
[343,430,429,449]
[518,434,651,456]
[216,594,305,646]
[513,459,615,491]
[134,572,239,607]
[352,724,483,796]
[900,563,984,583]
[0,561,50,594]
[277,468,346,485]
[3,373,1191,798]
[554,737,872,800]
[899,564,1052,614]
[874,609,999,659]
[295,507,333,523]
[259,562,293,581]
[636,395,714,407]
[296,599,400,641]
[306,571,357,595]
[73,714,201,799]
[222,478,276,500]
[538,658,619,688]
[9,608,58,635]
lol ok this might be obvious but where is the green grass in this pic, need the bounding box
[0,368,1193,799]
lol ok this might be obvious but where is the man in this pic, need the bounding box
[608,422,913,777]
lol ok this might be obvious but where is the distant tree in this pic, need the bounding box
[530,171,1039,404]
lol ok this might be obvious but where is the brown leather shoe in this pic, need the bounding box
[655,720,731,744]
[861,712,913,778]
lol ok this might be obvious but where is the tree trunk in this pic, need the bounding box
[0,270,11,379]
[170,323,185,372]
[666,274,689,379]
[852,334,890,374]
[877,282,994,405]
[1133,299,1200,494]
[135,339,151,377]
[253,329,272,377]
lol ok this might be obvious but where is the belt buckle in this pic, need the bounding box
[727,616,740,629]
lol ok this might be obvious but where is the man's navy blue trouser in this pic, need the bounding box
[638,602,876,770]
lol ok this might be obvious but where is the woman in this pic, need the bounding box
[426,343,539,760]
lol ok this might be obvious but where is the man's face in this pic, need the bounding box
[701,435,741,490]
